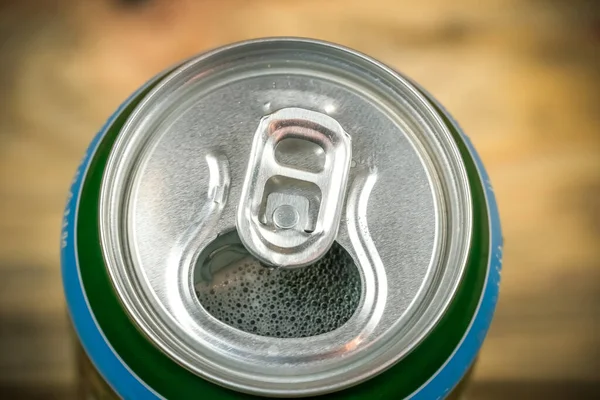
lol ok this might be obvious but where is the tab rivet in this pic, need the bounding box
[273,205,300,229]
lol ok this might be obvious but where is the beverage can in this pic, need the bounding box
[61,38,502,399]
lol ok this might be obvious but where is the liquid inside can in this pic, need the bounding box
[61,38,502,399]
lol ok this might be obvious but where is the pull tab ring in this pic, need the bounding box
[236,108,352,268]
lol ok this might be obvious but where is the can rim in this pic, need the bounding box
[98,37,474,396]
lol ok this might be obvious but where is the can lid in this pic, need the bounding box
[100,38,472,397]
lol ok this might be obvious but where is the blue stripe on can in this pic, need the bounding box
[61,86,162,399]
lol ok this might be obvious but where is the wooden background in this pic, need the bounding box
[0,0,599,398]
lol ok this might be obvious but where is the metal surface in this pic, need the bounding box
[237,107,352,268]
[99,38,472,397]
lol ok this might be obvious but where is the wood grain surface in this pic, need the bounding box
[0,0,599,398]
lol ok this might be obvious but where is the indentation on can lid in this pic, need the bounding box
[195,230,362,338]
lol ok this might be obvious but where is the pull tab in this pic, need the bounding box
[237,108,352,268]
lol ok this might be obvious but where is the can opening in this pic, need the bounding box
[194,230,362,338]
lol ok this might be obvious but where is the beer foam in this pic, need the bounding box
[196,242,361,338]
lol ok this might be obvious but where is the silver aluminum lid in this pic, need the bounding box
[100,38,472,397]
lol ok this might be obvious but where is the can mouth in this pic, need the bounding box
[195,230,362,338]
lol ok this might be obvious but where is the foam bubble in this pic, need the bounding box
[196,242,361,338]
